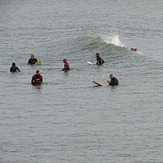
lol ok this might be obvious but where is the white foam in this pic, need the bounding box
[102,35,125,47]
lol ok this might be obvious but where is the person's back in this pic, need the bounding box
[10,63,20,72]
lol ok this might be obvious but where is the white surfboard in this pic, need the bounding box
[35,60,42,65]
[93,80,105,86]
[87,61,95,65]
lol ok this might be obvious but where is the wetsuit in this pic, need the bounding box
[96,56,104,65]
[28,58,38,65]
[10,66,20,72]
[62,62,70,71]
[31,74,43,84]
[109,77,119,85]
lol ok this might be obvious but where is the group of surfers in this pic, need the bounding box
[9,52,124,86]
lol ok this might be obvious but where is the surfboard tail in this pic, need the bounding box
[93,81,104,86]
[35,60,42,65]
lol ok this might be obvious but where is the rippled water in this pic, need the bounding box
[0,0,163,162]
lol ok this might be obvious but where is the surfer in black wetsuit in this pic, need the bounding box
[107,74,119,85]
[96,53,104,65]
[28,55,38,65]
[10,63,20,72]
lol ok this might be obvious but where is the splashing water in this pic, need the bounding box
[102,35,125,47]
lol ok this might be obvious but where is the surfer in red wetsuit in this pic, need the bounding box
[62,59,70,71]
[131,48,138,52]
[31,70,43,84]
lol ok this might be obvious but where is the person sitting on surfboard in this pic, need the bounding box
[107,74,119,86]
[62,59,70,71]
[96,53,105,65]
[31,70,43,84]
[131,48,138,52]
[10,63,20,72]
[28,54,38,65]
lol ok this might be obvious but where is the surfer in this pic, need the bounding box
[10,63,20,72]
[107,74,119,86]
[28,54,38,65]
[96,53,105,65]
[131,48,138,52]
[31,70,43,84]
[62,59,70,71]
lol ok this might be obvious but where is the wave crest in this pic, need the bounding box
[102,35,125,47]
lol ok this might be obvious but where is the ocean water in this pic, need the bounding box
[0,0,163,162]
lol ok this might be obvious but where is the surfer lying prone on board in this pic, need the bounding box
[62,59,70,71]
[31,70,43,85]
[131,48,138,52]
[107,74,119,86]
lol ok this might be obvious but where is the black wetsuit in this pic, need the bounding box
[109,77,119,85]
[96,56,104,65]
[10,66,20,72]
[28,58,38,65]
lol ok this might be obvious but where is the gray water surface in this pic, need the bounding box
[0,0,163,162]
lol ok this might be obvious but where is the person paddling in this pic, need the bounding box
[131,48,138,52]
[62,59,70,71]
[31,70,43,85]
[10,63,20,72]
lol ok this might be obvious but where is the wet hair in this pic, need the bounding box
[12,63,15,66]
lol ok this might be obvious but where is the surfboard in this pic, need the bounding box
[35,60,42,65]
[87,61,95,65]
[93,80,105,86]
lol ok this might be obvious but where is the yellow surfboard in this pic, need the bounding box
[35,60,42,65]
[93,80,105,86]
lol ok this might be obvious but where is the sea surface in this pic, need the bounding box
[0,0,163,163]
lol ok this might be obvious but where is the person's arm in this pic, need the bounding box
[107,79,114,85]
[31,76,34,84]
[96,58,99,65]
[28,59,30,64]
[35,58,38,63]
[40,76,43,82]
[99,57,104,64]
[17,67,20,72]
